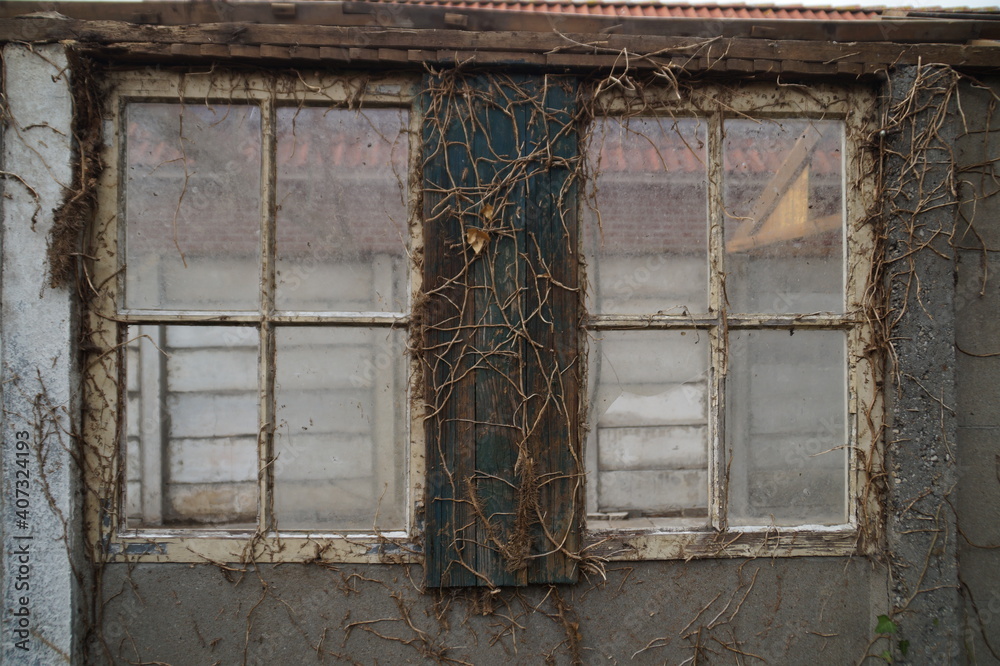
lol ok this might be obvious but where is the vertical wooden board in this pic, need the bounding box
[424,73,581,587]
[421,75,478,587]
[472,75,529,587]
[525,77,581,584]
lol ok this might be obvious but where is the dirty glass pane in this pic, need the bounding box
[585,117,709,315]
[125,325,260,528]
[273,326,407,531]
[586,330,710,530]
[275,107,409,313]
[125,103,262,311]
[724,119,844,314]
[727,330,847,526]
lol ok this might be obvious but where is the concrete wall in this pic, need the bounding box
[93,559,883,664]
[954,75,1000,665]
[0,44,83,664]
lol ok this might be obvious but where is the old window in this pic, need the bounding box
[86,72,422,562]
[86,71,878,574]
[583,84,880,559]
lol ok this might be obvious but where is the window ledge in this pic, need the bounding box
[100,532,423,564]
[584,527,861,561]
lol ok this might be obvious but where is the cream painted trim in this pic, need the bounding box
[85,71,880,565]
[583,82,881,559]
[85,69,423,564]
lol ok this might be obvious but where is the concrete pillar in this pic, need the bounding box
[1,44,82,664]
[884,65,962,663]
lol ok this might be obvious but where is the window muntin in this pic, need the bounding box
[583,84,876,549]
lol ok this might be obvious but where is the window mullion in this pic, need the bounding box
[707,110,727,532]
[259,96,278,533]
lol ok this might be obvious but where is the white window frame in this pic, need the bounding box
[84,70,427,563]
[582,82,882,560]
[84,71,881,564]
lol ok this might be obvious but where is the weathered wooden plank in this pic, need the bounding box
[726,58,754,72]
[3,1,1000,43]
[407,49,435,62]
[377,47,408,62]
[199,43,228,58]
[523,76,581,584]
[66,35,1000,73]
[471,75,528,587]
[168,42,200,57]
[423,74,584,587]
[260,44,291,59]
[229,44,260,59]
[318,46,350,61]
[422,73,479,587]
[2,17,998,69]
[348,46,378,60]
[287,44,320,60]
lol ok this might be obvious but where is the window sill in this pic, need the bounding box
[584,526,862,560]
[99,531,422,564]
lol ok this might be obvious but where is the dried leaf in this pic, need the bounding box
[481,202,494,223]
[465,227,489,255]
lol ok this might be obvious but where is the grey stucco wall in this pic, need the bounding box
[884,65,963,664]
[0,44,84,664]
[954,75,1000,665]
[93,559,883,664]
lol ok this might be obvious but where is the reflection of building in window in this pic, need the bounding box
[583,94,873,542]
[100,76,415,548]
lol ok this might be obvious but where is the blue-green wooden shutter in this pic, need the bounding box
[421,73,581,587]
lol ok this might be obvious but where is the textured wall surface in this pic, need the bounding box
[954,75,1000,665]
[0,44,83,664]
[883,65,963,664]
[93,559,883,664]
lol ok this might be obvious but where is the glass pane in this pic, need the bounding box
[586,330,710,530]
[273,327,407,531]
[275,107,409,313]
[585,117,709,315]
[125,325,259,528]
[125,103,262,311]
[727,330,847,526]
[724,119,844,314]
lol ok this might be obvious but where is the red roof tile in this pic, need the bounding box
[388,0,882,21]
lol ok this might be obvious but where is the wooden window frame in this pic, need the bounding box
[84,70,427,564]
[582,82,883,560]
[84,70,881,567]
